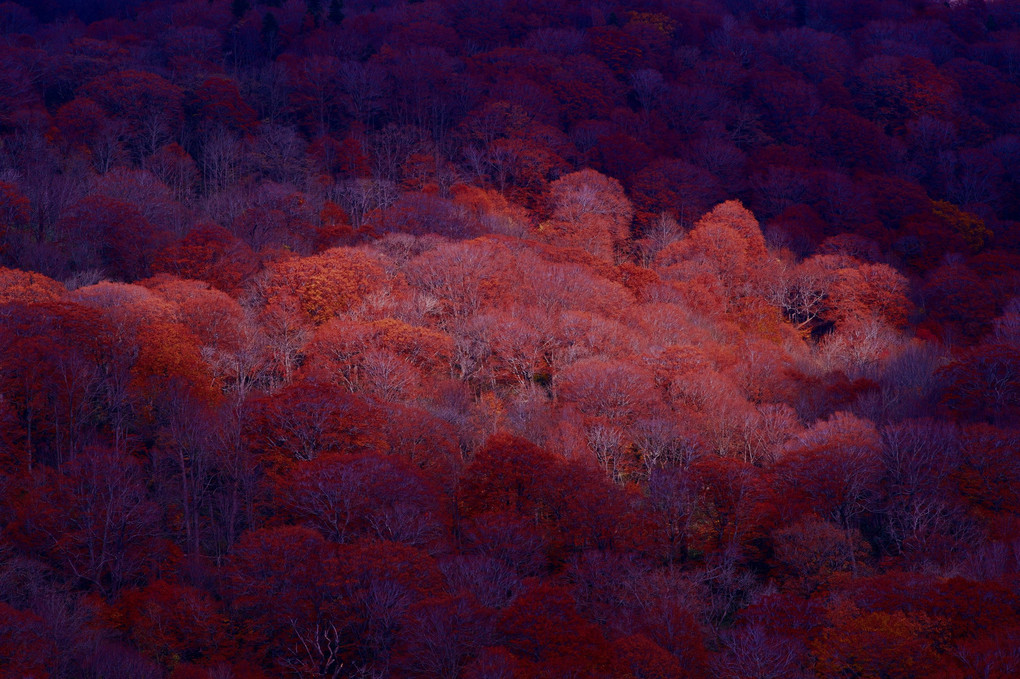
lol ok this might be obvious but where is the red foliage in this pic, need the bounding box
[58,195,168,281]
[3,0,1020,670]
[188,76,257,131]
[152,224,257,294]
[497,581,619,677]
[0,602,57,678]
[83,70,184,154]
[542,168,633,261]
[114,580,229,669]
[250,380,385,468]
[281,452,445,547]
[263,247,386,324]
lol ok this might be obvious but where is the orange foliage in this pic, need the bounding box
[827,262,912,329]
[5,2,1020,672]
[812,602,944,679]
[132,320,216,402]
[657,200,776,312]
[931,200,991,254]
[304,317,452,399]
[541,168,633,261]
[141,275,244,350]
[265,247,386,324]
[0,267,65,305]
[451,183,530,237]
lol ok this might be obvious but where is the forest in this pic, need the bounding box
[1,0,1020,676]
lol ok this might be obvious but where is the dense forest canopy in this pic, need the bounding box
[2,0,1020,677]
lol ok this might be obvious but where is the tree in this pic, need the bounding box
[630,159,725,230]
[774,255,840,332]
[777,255,911,333]
[811,107,893,171]
[149,376,221,558]
[817,315,901,380]
[615,634,686,679]
[497,581,619,677]
[713,622,811,679]
[656,200,775,312]
[541,169,633,261]
[144,144,198,205]
[84,70,184,157]
[0,603,58,678]
[141,276,244,353]
[776,412,883,530]
[0,267,64,306]
[826,262,911,329]
[188,76,257,132]
[395,595,491,679]
[282,453,445,547]
[458,433,558,522]
[922,262,997,343]
[556,358,658,424]
[379,404,459,478]
[555,358,660,481]
[54,96,127,173]
[405,238,522,324]
[251,380,384,467]
[879,419,969,561]
[152,224,257,294]
[772,517,869,596]
[57,196,170,282]
[0,300,110,469]
[30,446,161,596]
[367,192,478,240]
[851,55,959,131]
[338,61,387,126]
[686,455,774,566]
[930,200,990,254]
[286,55,345,136]
[115,580,227,670]
[957,425,1020,517]
[304,317,453,396]
[131,319,215,407]
[263,247,386,325]
[0,182,31,257]
[67,282,181,453]
[224,526,347,675]
[812,602,942,679]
